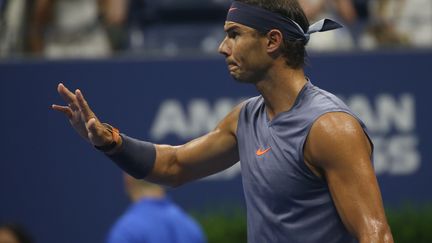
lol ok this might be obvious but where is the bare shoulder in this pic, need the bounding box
[311,112,366,140]
[305,112,372,169]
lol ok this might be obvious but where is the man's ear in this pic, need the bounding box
[266,29,283,53]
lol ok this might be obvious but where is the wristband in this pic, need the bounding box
[106,134,156,179]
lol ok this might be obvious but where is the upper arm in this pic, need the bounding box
[304,112,393,242]
[147,102,244,186]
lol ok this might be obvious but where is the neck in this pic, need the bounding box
[255,63,307,121]
[129,187,165,203]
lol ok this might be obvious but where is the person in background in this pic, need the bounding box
[0,0,30,57]
[298,0,358,51]
[0,224,33,243]
[360,0,430,49]
[107,173,206,243]
[27,0,128,58]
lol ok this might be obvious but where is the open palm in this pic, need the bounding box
[52,83,111,146]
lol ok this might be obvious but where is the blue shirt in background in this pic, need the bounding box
[107,197,206,243]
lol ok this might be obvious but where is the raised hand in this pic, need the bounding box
[52,83,113,147]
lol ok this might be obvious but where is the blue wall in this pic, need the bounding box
[0,50,431,242]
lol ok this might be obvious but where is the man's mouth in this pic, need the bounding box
[228,64,239,71]
[226,60,238,69]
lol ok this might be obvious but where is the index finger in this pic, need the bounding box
[57,83,77,104]
[75,89,97,122]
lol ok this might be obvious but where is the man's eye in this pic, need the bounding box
[228,32,239,38]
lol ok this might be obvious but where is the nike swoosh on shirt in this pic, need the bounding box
[228,7,238,12]
[256,147,271,156]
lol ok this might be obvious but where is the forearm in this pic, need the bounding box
[101,109,240,187]
[104,134,184,187]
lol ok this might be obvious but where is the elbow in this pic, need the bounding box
[383,231,394,243]
[358,224,394,243]
[379,225,394,243]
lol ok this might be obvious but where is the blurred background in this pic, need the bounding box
[0,0,431,242]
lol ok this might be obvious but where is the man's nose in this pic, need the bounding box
[218,37,230,57]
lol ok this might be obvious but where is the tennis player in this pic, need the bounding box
[53,0,394,242]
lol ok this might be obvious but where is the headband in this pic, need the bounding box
[226,1,343,44]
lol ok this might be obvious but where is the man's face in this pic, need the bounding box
[218,21,272,83]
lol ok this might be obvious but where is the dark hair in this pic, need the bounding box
[0,224,33,243]
[235,0,309,69]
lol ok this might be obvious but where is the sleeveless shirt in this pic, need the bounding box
[237,81,368,243]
